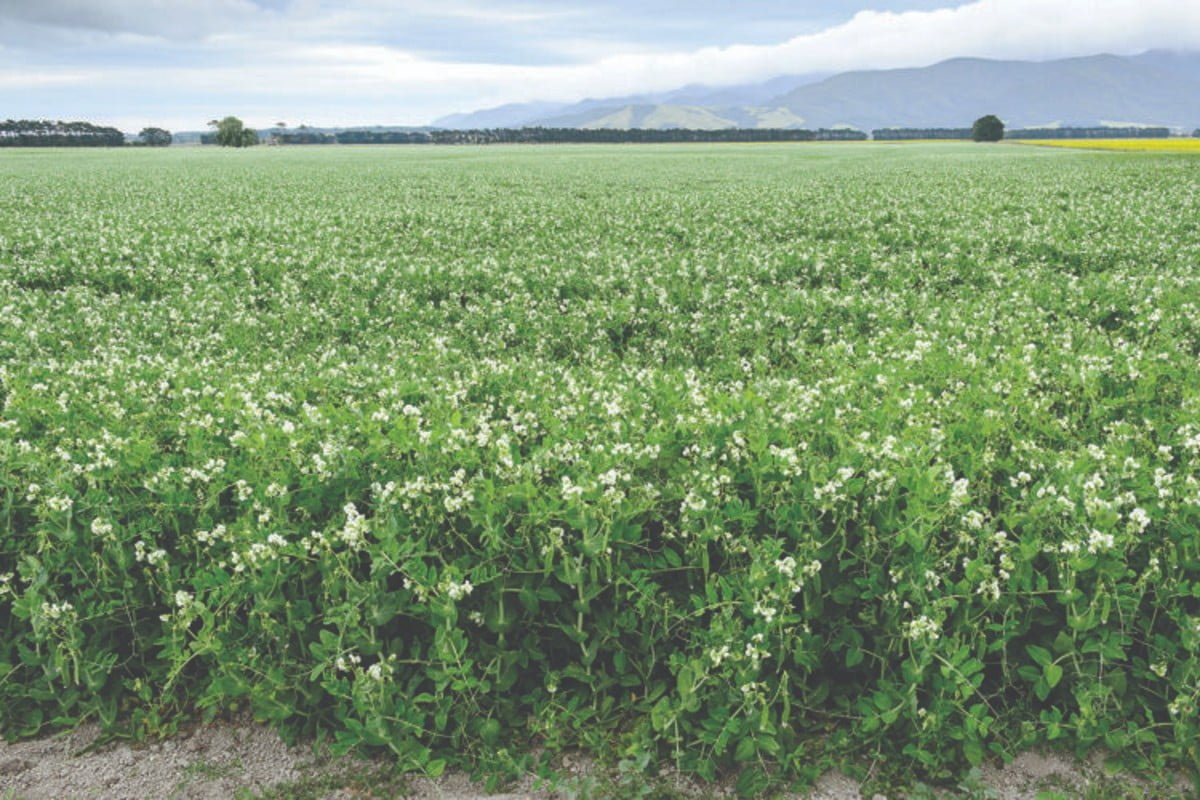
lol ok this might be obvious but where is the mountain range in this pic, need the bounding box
[433,51,1200,132]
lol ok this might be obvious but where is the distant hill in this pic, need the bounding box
[434,51,1200,132]
[1129,50,1200,83]
[768,54,1200,131]
[432,74,823,130]
[433,102,575,130]
[526,103,808,131]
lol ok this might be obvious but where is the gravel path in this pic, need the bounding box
[0,721,1167,799]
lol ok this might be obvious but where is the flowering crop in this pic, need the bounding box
[1013,138,1200,153]
[2,144,1200,788]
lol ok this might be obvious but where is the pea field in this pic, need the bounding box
[2,143,1200,791]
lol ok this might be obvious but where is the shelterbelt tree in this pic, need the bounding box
[1,143,1199,793]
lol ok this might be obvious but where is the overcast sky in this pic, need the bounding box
[2,0,1199,131]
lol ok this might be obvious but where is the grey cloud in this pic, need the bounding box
[2,0,1198,132]
[0,0,263,39]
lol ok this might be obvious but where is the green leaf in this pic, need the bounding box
[735,766,770,798]
[1026,645,1052,667]
[676,664,694,698]
[1044,663,1063,689]
[650,697,673,732]
[845,647,864,668]
[963,738,984,766]
[480,719,501,745]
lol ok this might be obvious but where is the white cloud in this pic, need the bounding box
[492,0,1200,97]
[2,0,1198,127]
[391,1,578,25]
[0,0,578,41]
[0,70,99,89]
[277,0,1200,115]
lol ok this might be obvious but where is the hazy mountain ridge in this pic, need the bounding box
[434,51,1200,132]
[768,53,1200,130]
[526,103,810,131]
[432,74,824,129]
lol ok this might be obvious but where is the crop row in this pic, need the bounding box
[1,145,1199,788]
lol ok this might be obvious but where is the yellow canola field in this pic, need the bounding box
[1014,138,1200,153]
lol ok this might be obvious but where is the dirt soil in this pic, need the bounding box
[0,720,1161,799]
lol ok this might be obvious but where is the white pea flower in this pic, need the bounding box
[1127,507,1151,533]
[905,615,940,642]
[1087,529,1115,554]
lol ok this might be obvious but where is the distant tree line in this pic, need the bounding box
[0,119,125,147]
[429,127,869,144]
[321,130,432,144]
[873,125,1173,141]
[6,116,1191,148]
[872,128,974,140]
[273,131,340,145]
[246,126,869,146]
[1011,126,1171,139]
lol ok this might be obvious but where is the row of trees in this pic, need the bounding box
[423,127,869,144]
[5,115,1196,148]
[0,119,126,147]
[872,127,974,140]
[872,117,1006,143]
[1011,126,1171,139]
[876,119,1175,142]
[242,126,870,146]
[0,120,173,147]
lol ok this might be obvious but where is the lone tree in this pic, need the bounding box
[214,116,259,148]
[138,127,172,147]
[972,115,1005,142]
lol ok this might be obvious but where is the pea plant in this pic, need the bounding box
[1,144,1199,789]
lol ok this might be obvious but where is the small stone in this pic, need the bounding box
[0,757,33,775]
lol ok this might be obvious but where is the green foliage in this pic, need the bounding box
[138,127,173,147]
[873,128,973,140]
[213,116,258,148]
[0,144,1199,788]
[272,128,867,146]
[0,119,125,147]
[972,115,1005,142]
[254,761,412,799]
[1012,127,1170,140]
